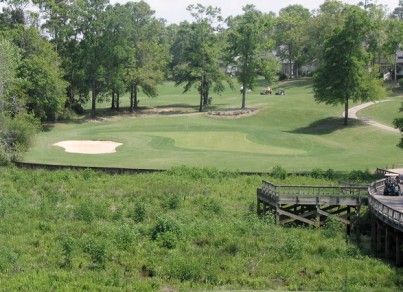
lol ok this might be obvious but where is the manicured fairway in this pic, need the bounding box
[24,79,403,172]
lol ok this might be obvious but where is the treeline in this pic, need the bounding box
[0,0,403,163]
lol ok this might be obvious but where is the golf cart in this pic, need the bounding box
[275,88,285,95]
[260,87,272,95]
[383,173,401,196]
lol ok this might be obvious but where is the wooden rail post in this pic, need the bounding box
[385,227,391,258]
[396,233,402,266]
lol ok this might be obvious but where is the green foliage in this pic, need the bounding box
[162,194,182,210]
[0,166,401,290]
[75,199,95,223]
[313,6,385,125]
[347,169,372,182]
[81,235,109,269]
[0,112,39,164]
[131,202,147,223]
[271,165,287,179]
[113,223,136,250]
[322,218,343,238]
[0,246,18,272]
[226,5,276,109]
[311,168,323,179]
[151,215,181,242]
[58,233,74,269]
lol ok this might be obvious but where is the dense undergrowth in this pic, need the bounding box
[0,166,401,291]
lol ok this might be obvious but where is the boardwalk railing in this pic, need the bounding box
[368,179,403,233]
[260,180,368,199]
[258,180,368,227]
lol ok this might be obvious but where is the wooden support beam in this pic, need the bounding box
[396,233,402,266]
[377,222,383,255]
[277,208,316,226]
[385,227,391,258]
[317,209,351,225]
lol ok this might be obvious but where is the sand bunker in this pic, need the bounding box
[54,140,122,154]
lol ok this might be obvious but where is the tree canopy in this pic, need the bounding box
[313,6,385,125]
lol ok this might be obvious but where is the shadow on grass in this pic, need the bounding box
[289,117,365,135]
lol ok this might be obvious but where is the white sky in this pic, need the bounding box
[111,0,400,24]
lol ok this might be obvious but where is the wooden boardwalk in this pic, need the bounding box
[257,181,367,230]
[257,178,403,265]
[368,179,403,265]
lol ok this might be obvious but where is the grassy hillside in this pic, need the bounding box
[0,166,401,290]
[23,79,403,172]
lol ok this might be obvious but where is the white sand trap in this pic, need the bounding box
[54,140,122,154]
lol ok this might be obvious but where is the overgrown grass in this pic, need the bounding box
[0,166,401,290]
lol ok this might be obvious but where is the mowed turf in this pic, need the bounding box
[24,79,403,172]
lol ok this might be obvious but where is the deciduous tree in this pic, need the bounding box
[226,5,274,109]
[313,6,385,126]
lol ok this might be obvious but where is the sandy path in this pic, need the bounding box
[344,101,401,133]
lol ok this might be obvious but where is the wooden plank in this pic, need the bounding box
[277,209,316,226]
[317,209,351,225]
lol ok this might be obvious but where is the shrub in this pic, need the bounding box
[324,168,335,180]
[311,168,323,179]
[113,223,136,250]
[58,233,74,269]
[151,216,181,243]
[347,169,372,182]
[75,200,95,223]
[81,236,109,269]
[0,246,18,272]
[271,165,287,179]
[130,202,146,223]
[162,194,181,210]
[202,197,222,214]
[322,217,343,238]
[0,113,39,163]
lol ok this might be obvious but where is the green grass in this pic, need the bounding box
[24,78,403,172]
[358,96,403,127]
[0,166,401,291]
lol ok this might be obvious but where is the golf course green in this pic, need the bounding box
[23,79,403,172]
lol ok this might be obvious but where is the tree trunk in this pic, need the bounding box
[344,95,349,126]
[133,86,138,110]
[130,85,134,112]
[111,89,115,110]
[394,50,398,86]
[116,92,120,111]
[241,82,246,109]
[91,81,97,118]
[199,74,204,112]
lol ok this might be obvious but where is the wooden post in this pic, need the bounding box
[377,222,382,255]
[396,232,402,266]
[385,227,391,258]
[371,216,377,250]
[346,206,351,236]
[276,204,280,225]
[257,196,262,216]
[355,205,361,244]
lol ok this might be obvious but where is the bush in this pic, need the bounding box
[324,168,335,180]
[151,216,181,241]
[311,168,323,179]
[347,169,372,182]
[0,246,17,272]
[71,103,84,115]
[271,165,287,179]
[75,200,95,223]
[0,113,39,163]
[81,236,109,269]
[113,223,136,250]
[130,202,146,223]
[162,194,181,210]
